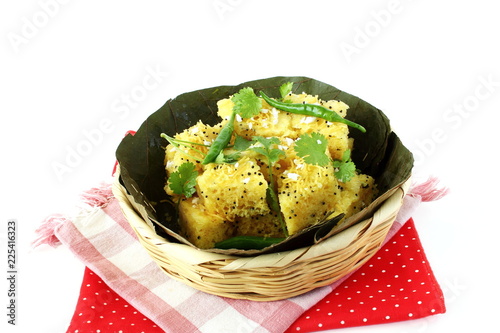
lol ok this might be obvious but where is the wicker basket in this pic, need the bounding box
[112,168,410,301]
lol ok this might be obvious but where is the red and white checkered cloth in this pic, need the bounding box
[33,179,447,332]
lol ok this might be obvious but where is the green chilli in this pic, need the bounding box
[260,91,366,133]
[214,235,285,250]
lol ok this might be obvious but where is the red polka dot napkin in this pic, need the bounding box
[285,218,445,332]
[34,179,447,333]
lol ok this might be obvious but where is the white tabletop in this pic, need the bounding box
[2,1,499,332]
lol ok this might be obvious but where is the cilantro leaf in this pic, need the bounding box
[333,149,356,182]
[168,162,198,198]
[250,136,285,166]
[231,87,261,118]
[294,132,330,167]
[233,135,252,152]
[279,82,293,99]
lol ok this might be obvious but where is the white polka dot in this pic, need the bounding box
[78,313,83,316]
[328,312,332,316]
[109,322,113,325]
[431,309,436,313]
[340,320,345,325]
[395,304,400,307]
[86,321,91,324]
[408,279,412,282]
[350,309,355,313]
[95,292,99,295]
[386,315,391,319]
[394,275,399,278]
[86,284,91,287]
[296,327,301,331]
[372,307,377,311]
[82,298,87,301]
[408,313,413,317]
[387,284,391,287]
[363,318,368,322]
[318,323,323,328]
[305,316,310,319]
[417,301,422,304]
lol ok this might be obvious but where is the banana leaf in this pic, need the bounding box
[115,76,413,255]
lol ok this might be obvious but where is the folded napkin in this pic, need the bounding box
[33,179,447,333]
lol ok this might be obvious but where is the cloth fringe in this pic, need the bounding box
[80,182,114,208]
[410,176,449,202]
[32,183,113,249]
[31,213,70,248]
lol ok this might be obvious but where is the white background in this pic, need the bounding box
[1,0,499,332]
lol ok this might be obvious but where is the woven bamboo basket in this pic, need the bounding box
[112,167,410,302]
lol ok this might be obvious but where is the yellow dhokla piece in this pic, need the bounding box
[276,147,339,235]
[235,212,285,238]
[196,156,270,221]
[335,174,378,218]
[178,197,235,249]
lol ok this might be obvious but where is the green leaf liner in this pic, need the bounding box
[115,76,413,255]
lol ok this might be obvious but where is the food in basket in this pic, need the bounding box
[161,83,378,249]
[115,76,413,257]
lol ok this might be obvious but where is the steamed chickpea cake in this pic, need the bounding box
[163,84,377,249]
